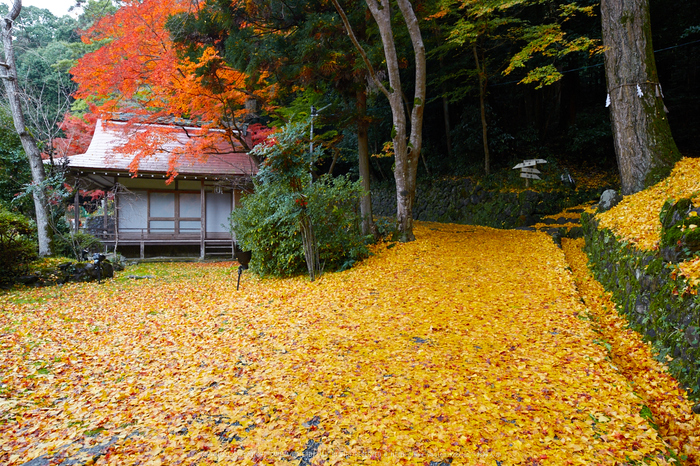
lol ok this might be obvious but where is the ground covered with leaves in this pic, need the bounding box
[597,157,700,251]
[2,223,698,465]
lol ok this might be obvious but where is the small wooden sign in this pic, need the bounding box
[513,159,547,169]
[513,159,547,186]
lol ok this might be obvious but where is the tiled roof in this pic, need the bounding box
[66,119,257,177]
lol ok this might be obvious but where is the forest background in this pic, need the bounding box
[0,0,699,253]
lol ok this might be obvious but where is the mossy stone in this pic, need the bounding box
[660,198,691,229]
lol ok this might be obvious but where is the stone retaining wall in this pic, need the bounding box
[372,178,603,229]
[581,212,700,397]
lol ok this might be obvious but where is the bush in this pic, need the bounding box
[0,206,38,285]
[52,232,104,260]
[231,122,370,278]
[307,175,370,272]
[232,173,370,277]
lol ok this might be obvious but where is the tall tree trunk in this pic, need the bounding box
[442,95,453,158]
[439,58,453,159]
[1,0,52,256]
[601,0,680,195]
[331,0,426,242]
[473,44,490,176]
[357,89,377,238]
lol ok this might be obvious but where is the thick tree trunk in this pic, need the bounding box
[357,90,377,238]
[601,0,680,195]
[473,44,490,176]
[1,0,52,256]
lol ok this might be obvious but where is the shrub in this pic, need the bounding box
[232,173,370,277]
[0,206,38,285]
[231,122,370,278]
[307,175,370,272]
[52,232,104,260]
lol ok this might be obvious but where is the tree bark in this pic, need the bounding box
[299,211,320,281]
[357,89,377,238]
[331,0,426,242]
[473,44,490,176]
[366,0,425,242]
[1,0,52,256]
[601,0,680,195]
[439,58,453,159]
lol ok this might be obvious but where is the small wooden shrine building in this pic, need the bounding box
[65,119,257,259]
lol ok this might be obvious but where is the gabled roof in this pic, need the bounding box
[66,119,257,177]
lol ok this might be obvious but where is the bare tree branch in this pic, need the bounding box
[329,0,391,102]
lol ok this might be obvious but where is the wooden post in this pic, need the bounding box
[74,187,80,234]
[113,185,120,255]
[513,159,546,187]
[200,180,206,259]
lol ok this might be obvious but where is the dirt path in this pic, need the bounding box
[1,223,697,465]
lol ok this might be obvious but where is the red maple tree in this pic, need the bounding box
[51,111,99,158]
[70,0,274,176]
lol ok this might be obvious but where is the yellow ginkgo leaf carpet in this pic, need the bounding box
[1,223,698,465]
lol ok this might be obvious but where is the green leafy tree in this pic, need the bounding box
[0,106,32,214]
[231,122,368,279]
[170,0,381,237]
[436,0,602,174]
[1,0,53,256]
[0,204,38,284]
[0,3,81,157]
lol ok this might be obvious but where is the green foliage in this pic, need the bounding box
[443,0,602,88]
[231,122,369,277]
[0,206,38,285]
[505,21,601,87]
[13,167,72,240]
[0,108,33,215]
[52,232,104,260]
[306,175,369,271]
[232,179,306,277]
[1,4,82,146]
[681,25,700,39]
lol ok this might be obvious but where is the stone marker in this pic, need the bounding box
[598,189,622,212]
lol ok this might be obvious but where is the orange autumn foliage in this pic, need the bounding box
[52,111,99,158]
[71,0,274,176]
